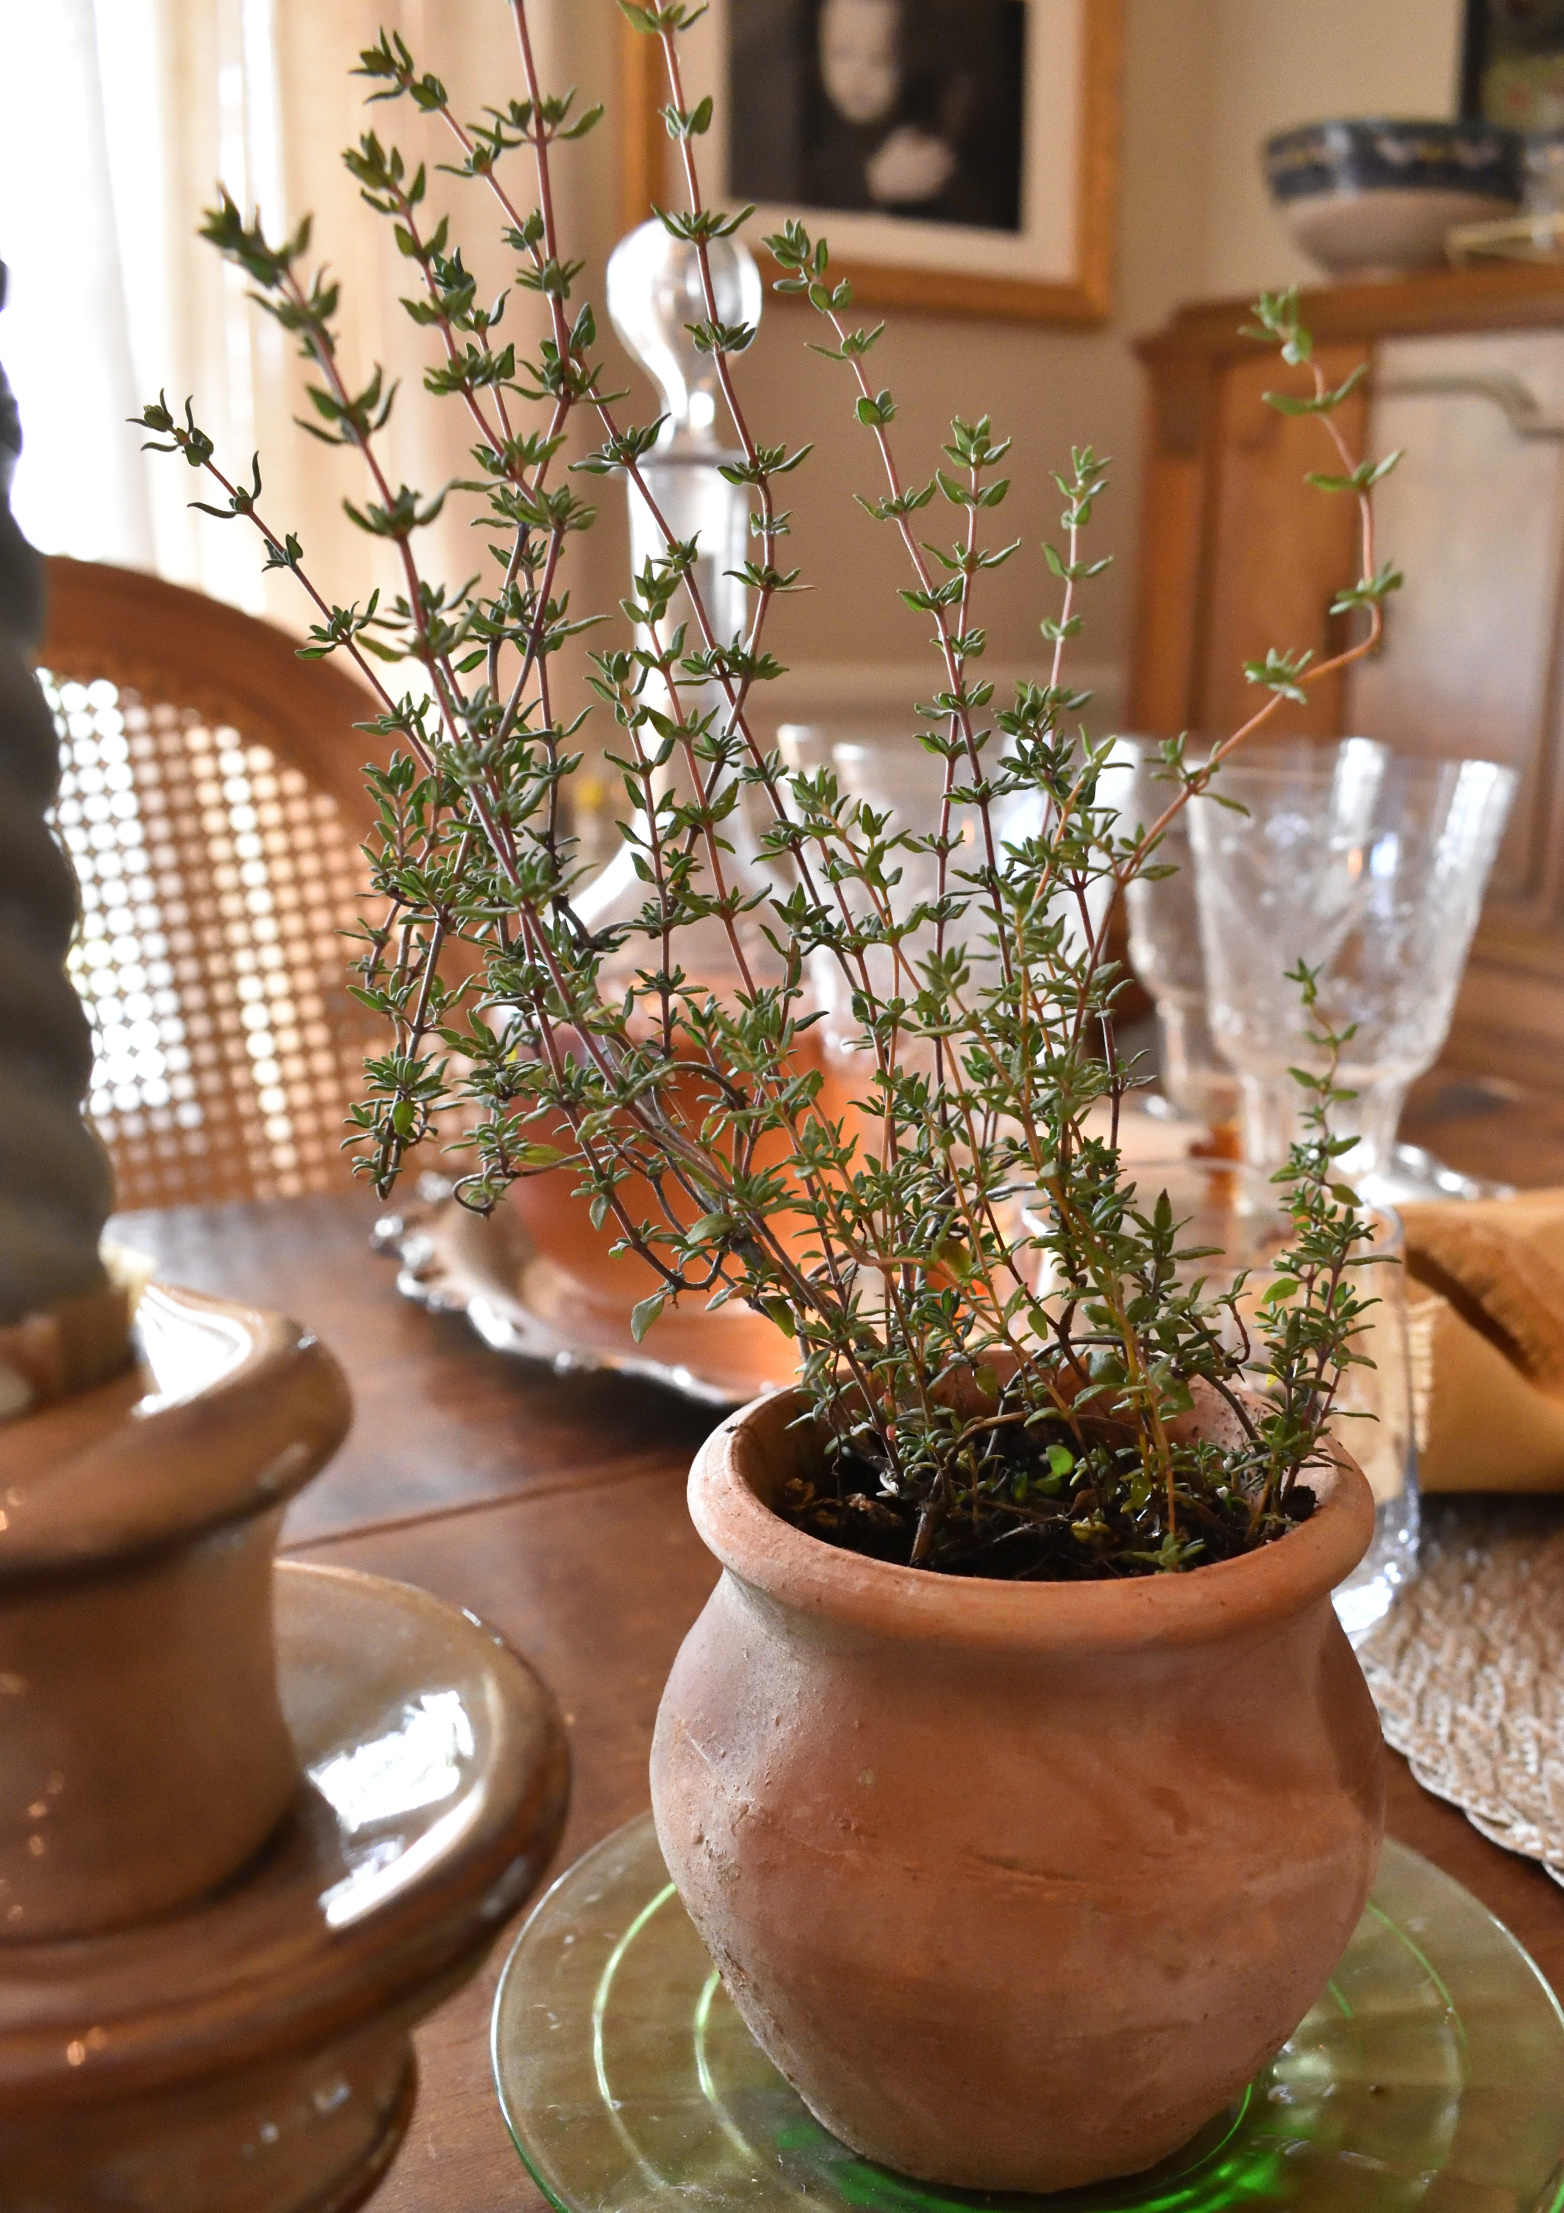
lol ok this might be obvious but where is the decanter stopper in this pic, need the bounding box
[606,219,763,457]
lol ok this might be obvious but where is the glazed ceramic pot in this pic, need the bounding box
[651,1390,1384,2192]
[0,1280,571,2211]
[0,1281,351,1939]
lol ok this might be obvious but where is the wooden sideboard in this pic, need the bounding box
[1130,262,1564,1092]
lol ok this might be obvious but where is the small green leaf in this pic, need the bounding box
[631,1294,667,1342]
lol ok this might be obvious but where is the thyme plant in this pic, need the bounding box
[139,0,1403,1579]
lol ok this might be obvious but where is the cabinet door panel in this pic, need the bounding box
[1197,346,1367,745]
[1344,331,1564,917]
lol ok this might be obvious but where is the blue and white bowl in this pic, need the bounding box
[1263,118,1523,278]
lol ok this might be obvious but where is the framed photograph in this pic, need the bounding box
[1461,0,1564,133]
[619,0,1124,324]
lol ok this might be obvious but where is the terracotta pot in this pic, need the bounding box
[651,1389,1385,2192]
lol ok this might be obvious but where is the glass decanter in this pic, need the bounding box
[574,217,770,982]
[512,221,804,1323]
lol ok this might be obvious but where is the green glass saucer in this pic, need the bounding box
[492,1814,1564,2213]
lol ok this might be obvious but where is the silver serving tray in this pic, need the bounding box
[378,1185,795,1409]
[380,1120,1508,1411]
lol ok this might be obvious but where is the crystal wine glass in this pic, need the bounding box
[1119,738,1240,1126]
[1188,740,1515,1200]
[777,725,1137,1127]
[1021,1155,1418,1641]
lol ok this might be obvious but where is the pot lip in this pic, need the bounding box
[687,1388,1377,1653]
[0,1283,352,1578]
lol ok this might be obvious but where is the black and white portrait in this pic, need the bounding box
[653,0,1118,321]
[1463,0,1564,132]
[727,0,1028,233]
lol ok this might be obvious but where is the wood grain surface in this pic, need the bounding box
[109,1124,1564,2211]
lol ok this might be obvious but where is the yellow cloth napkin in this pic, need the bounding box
[1402,1190,1564,1492]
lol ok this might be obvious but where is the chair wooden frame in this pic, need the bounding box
[39,558,386,839]
[36,558,395,1209]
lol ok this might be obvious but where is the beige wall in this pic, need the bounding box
[1197,0,1466,300]
[591,0,1218,738]
[585,0,1468,741]
[242,0,1469,743]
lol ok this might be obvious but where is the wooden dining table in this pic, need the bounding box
[110,1065,1564,2213]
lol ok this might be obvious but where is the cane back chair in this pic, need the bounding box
[38,557,392,1211]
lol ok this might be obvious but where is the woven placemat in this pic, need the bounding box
[1360,1498,1564,1889]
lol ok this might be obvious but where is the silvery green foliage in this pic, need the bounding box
[138,4,1400,1577]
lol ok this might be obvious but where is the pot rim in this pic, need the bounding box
[0,1283,351,1578]
[688,1388,1377,1653]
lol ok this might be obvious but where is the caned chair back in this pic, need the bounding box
[38,557,390,1211]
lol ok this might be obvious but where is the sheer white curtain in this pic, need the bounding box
[0,0,617,629]
[2,0,159,573]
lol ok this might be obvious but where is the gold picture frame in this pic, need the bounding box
[619,0,1124,325]
[1461,0,1564,134]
